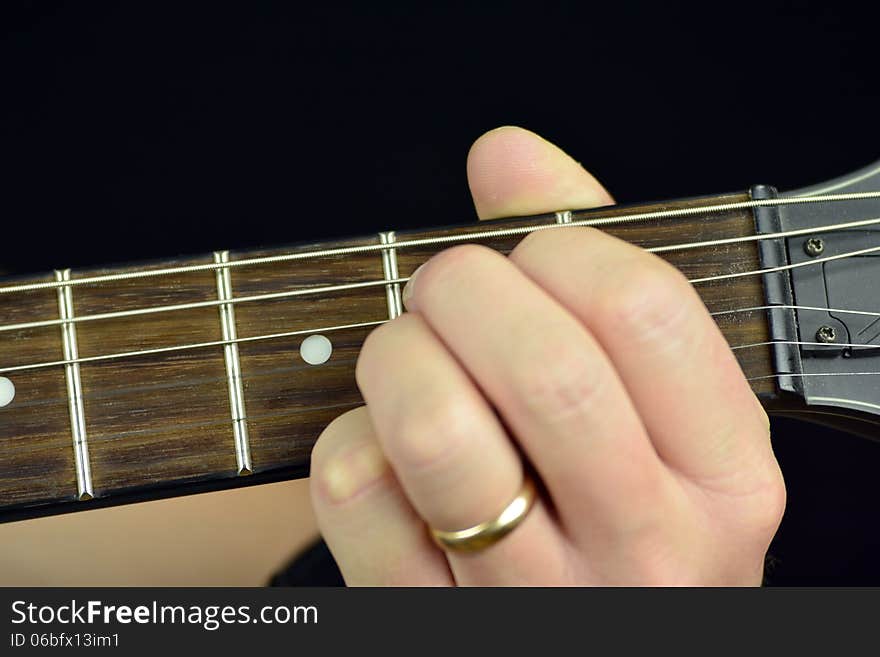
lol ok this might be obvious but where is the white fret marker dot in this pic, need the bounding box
[300,335,332,365]
[0,377,15,408]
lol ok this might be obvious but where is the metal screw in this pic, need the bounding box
[804,238,825,257]
[816,325,837,343]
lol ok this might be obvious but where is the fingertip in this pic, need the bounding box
[318,440,390,505]
[466,126,614,220]
[309,408,454,586]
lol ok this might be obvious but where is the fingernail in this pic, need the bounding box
[321,442,389,503]
[402,264,424,310]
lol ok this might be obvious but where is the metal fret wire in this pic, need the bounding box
[1,190,879,296]
[3,190,880,373]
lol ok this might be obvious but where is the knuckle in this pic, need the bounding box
[749,461,787,534]
[355,321,391,381]
[512,225,601,261]
[417,244,497,299]
[599,259,698,351]
[388,393,475,471]
[355,315,411,390]
[514,345,606,422]
[697,442,787,540]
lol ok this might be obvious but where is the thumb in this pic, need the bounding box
[466,126,614,221]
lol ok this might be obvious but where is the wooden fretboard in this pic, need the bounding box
[0,191,776,521]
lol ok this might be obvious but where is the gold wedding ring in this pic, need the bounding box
[429,475,537,553]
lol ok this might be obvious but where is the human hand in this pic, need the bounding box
[309,126,786,586]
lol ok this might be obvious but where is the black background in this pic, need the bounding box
[2,1,879,584]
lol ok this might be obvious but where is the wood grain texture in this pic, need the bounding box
[0,277,78,508]
[0,192,778,521]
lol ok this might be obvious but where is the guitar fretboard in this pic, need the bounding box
[0,192,776,521]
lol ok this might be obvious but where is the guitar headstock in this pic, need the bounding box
[766,159,880,433]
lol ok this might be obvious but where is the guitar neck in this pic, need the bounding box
[0,189,782,522]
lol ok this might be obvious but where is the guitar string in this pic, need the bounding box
[8,338,880,444]
[5,330,880,419]
[710,304,880,319]
[1,190,879,296]
[2,293,880,376]
[689,242,880,283]
[3,243,880,374]
[7,297,879,389]
[7,399,367,459]
[2,212,880,336]
[5,358,364,411]
[747,371,880,382]
[16,369,880,458]
[0,277,409,334]
[0,319,386,375]
[17,368,880,452]
[732,340,880,352]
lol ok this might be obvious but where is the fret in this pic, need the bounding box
[73,259,238,498]
[0,277,78,512]
[555,211,573,224]
[214,251,253,476]
[230,237,386,472]
[379,232,403,319]
[54,269,94,501]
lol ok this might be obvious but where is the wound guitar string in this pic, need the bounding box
[1,191,880,381]
[5,214,880,336]
[2,191,880,296]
